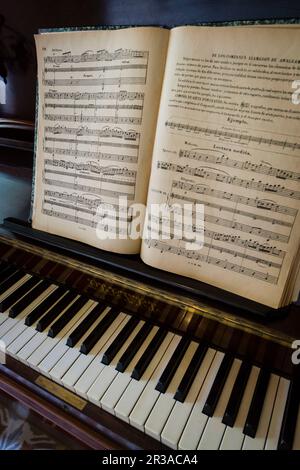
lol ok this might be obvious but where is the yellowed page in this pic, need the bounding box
[141,26,300,308]
[33,27,169,254]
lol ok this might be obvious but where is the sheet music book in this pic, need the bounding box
[32,24,300,309]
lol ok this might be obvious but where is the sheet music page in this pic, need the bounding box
[33,27,169,254]
[141,26,300,308]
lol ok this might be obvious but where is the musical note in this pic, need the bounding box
[44,90,145,101]
[43,146,138,164]
[169,191,293,228]
[45,126,140,142]
[144,239,278,284]
[44,158,136,178]
[45,103,143,111]
[179,149,300,182]
[171,180,297,217]
[44,64,147,74]
[147,224,282,268]
[44,49,149,64]
[157,161,300,199]
[43,77,146,87]
[165,120,300,153]
[44,114,141,125]
[43,178,134,200]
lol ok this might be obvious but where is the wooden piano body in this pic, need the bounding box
[0,0,300,451]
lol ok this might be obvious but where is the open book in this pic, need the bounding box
[32,25,300,309]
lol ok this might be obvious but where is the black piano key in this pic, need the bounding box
[66,302,106,347]
[9,279,51,318]
[101,316,140,365]
[25,286,66,326]
[0,261,7,271]
[243,369,270,438]
[0,269,24,296]
[278,379,300,450]
[0,264,16,284]
[155,336,190,393]
[80,308,119,355]
[0,276,40,313]
[48,295,88,338]
[222,361,252,427]
[36,290,77,332]
[174,343,208,402]
[116,322,153,372]
[131,328,167,380]
[202,353,234,417]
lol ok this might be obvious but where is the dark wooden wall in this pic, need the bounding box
[0,0,299,121]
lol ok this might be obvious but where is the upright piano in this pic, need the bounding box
[1,0,300,447]
[0,120,299,451]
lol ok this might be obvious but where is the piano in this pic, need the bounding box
[0,3,300,451]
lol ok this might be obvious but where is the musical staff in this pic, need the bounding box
[144,239,278,284]
[41,208,129,236]
[45,126,140,142]
[44,114,141,125]
[171,180,297,217]
[44,158,136,177]
[146,225,282,268]
[44,49,149,64]
[179,149,300,181]
[45,103,143,111]
[44,91,145,101]
[44,190,128,213]
[43,146,138,164]
[43,77,146,87]
[45,64,147,73]
[43,199,132,222]
[44,169,136,185]
[166,120,300,153]
[43,178,134,200]
[37,39,160,245]
[157,161,300,200]
[169,191,293,228]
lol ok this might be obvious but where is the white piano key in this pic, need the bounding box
[17,295,81,364]
[0,287,54,350]
[7,325,40,357]
[100,326,159,413]
[265,377,290,450]
[48,300,98,381]
[7,285,63,358]
[26,297,85,372]
[18,331,50,364]
[0,318,20,338]
[292,402,300,450]
[220,365,260,450]
[115,331,175,423]
[37,300,93,377]
[129,334,181,432]
[178,351,225,450]
[0,321,28,348]
[242,373,280,450]
[62,310,125,391]
[0,312,9,325]
[145,341,199,440]
[197,358,241,450]
[87,320,145,405]
[74,314,129,398]
[161,347,216,449]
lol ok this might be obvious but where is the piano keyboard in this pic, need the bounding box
[0,261,299,450]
